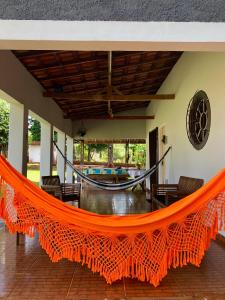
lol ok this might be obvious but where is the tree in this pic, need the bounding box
[86,144,108,162]
[0,100,9,146]
[129,144,146,167]
[28,117,41,141]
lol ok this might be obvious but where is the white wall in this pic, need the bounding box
[28,144,40,163]
[73,108,146,140]
[146,52,225,184]
[0,50,72,136]
[28,144,57,164]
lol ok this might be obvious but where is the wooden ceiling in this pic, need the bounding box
[13,50,182,120]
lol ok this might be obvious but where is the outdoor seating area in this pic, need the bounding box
[41,175,81,207]
[83,167,130,183]
[1,3,225,298]
[151,176,204,209]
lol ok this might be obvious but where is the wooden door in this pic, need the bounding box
[159,125,166,184]
[149,127,158,186]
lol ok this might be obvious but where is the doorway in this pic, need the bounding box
[149,127,158,186]
[159,125,167,184]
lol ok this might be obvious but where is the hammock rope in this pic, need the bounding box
[54,141,171,190]
[0,155,224,287]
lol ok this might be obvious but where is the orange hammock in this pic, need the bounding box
[0,155,225,287]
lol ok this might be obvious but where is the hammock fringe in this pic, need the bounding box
[0,155,225,287]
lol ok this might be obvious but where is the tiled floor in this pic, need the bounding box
[80,185,150,215]
[0,187,225,300]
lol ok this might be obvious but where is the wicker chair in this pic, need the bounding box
[151,176,204,209]
[41,175,81,207]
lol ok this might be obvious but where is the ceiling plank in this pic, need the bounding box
[27,51,148,72]
[44,75,166,92]
[40,56,178,84]
[73,115,155,120]
[44,92,175,101]
[64,102,144,115]
[64,103,148,119]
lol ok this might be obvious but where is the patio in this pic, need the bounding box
[0,7,225,298]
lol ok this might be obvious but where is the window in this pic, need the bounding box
[186,90,211,150]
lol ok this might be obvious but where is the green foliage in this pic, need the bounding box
[87,144,108,161]
[28,117,41,141]
[113,144,146,167]
[129,144,146,167]
[113,144,126,163]
[75,141,146,167]
[83,143,108,162]
[0,100,9,145]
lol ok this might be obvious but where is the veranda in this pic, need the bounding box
[0,16,225,300]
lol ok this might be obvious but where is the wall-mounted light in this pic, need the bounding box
[161,134,168,145]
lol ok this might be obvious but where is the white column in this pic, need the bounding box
[40,121,53,180]
[57,130,66,183]
[8,102,28,175]
[66,136,74,183]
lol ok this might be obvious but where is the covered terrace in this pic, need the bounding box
[0,21,225,300]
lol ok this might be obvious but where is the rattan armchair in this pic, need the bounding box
[41,175,81,207]
[152,176,204,208]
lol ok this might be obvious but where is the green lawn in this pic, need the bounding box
[27,169,41,185]
[27,165,57,185]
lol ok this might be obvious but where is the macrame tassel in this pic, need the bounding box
[0,194,4,217]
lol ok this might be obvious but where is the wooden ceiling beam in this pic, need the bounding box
[12,50,64,58]
[51,83,158,99]
[44,75,166,93]
[61,102,145,112]
[29,57,108,72]
[41,70,107,84]
[40,55,178,84]
[27,51,176,72]
[44,92,175,101]
[60,101,106,109]
[65,102,141,114]
[15,50,146,60]
[65,102,144,113]
[27,51,148,73]
[66,103,108,112]
[41,67,170,90]
[74,115,155,120]
[65,104,148,119]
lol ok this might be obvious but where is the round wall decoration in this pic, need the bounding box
[186,90,211,150]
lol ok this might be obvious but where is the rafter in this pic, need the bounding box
[72,115,155,120]
[64,102,144,113]
[28,51,149,73]
[13,50,182,120]
[39,56,178,84]
[28,51,179,72]
[64,102,144,114]
[41,67,171,90]
[43,74,167,94]
[44,92,175,101]
[12,50,67,59]
[64,103,148,119]
[51,83,159,98]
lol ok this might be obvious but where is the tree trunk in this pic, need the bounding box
[80,140,84,163]
[88,146,91,162]
[108,144,113,166]
[125,142,129,164]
